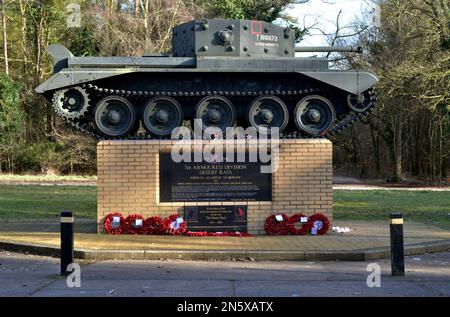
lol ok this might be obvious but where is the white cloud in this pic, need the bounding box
[286,0,374,47]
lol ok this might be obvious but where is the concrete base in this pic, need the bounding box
[97,139,333,234]
[2,220,450,261]
[1,239,450,261]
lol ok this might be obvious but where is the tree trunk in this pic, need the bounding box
[351,125,368,178]
[413,113,422,175]
[18,0,29,75]
[140,0,149,48]
[392,110,403,182]
[35,16,43,81]
[1,1,9,75]
[428,116,437,182]
[438,118,443,181]
[133,0,139,17]
[369,123,381,177]
[408,122,413,174]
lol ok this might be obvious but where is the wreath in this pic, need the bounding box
[264,214,292,235]
[144,216,163,235]
[308,213,330,235]
[161,214,187,235]
[104,212,124,235]
[289,213,312,236]
[124,214,146,234]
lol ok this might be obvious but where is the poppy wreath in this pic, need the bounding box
[104,212,124,235]
[124,214,146,234]
[144,216,163,235]
[308,213,330,235]
[264,213,293,235]
[161,214,187,235]
[289,213,312,236]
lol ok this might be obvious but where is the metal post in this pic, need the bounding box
[60,211,74,276]
[390,212,405,276]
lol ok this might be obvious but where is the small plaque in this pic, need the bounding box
[112,216,121,229]
[313,220,323,230]
[300,217,308,223]
[275,215,283,222]
[171,220,180,230]
[311,227,318,235]
[185,205,247,232]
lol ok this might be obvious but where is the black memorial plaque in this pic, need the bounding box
[185,205,247,232]
[159,152,272,202]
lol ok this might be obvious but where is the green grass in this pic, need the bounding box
[0,185,449,230]
[0,174,96,182]
[0,185,96,219]
[334,190,450,230]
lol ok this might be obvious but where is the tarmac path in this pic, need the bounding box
[0,250,449,297]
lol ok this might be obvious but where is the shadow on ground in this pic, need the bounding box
[0,218,97,234]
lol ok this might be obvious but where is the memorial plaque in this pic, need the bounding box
[159,152,272,202]
[185,205,247,232]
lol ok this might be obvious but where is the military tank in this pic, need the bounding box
[35,19,378,139]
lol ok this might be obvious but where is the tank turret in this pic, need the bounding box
[172,19,295,58]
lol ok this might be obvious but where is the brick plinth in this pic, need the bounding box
[97,139,332,235]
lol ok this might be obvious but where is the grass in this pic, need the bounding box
[0,174,96,182]
[0,185,96,219]
[334,190,450,230]
[0,185,449,230]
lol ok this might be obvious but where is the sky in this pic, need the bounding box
[285,0,375,47]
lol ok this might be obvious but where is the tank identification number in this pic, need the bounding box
[255,34,279,48]
[256,34,279,42]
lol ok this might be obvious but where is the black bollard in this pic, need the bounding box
[390,212,405,276]
[60,211,74,276]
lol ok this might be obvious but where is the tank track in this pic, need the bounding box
[54,84,376,140]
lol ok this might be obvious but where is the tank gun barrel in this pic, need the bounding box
[295,46,363,54]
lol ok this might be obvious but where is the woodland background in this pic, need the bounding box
[0,0,449,183]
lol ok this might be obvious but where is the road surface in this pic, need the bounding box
[0,250,449,297]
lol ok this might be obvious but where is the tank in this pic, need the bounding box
[35,19,378,139]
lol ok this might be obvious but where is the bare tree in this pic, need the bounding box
[0,0,9,75]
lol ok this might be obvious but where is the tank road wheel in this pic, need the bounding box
[52,86,90,120]
[94,96,136,137]
[294,95,336,137]
[141,97,183,138]
[247,96,289,133]
[347,89,375,113]
[194,96,236,133]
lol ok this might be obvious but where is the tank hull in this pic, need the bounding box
[36,54,377,97]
